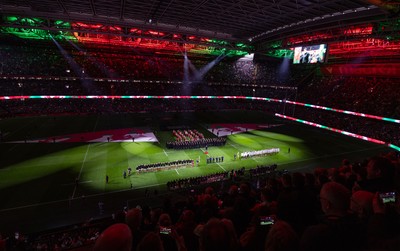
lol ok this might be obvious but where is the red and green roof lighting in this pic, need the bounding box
[1,15,252,56]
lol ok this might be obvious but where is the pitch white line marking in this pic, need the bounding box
[175,169,180,175]
[72,144,91,198]
[163,149,169,156]
[72,116,99,198]
[251,157,262,163]
[217,163,226,171]
[62,180,93,186]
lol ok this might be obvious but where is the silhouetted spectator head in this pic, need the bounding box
[179,209,195,224]
[304,173,316,187]
[228,185,239,195]
[0,233,6,251]
[260,187,274,203]
[239,182,251,195]
[151,208,163,225]
[366,156,395,180]
[221,218,239,250]
[126,208,142,231]
[319,182,351,216]
[352,162,367,181]
[266,177,279,190]
[158,213,172,227]
[205,186,214,195]
[292,172,305,189]
[281,174,292,188]
[264,220,299,251]
[316,173,330,188]
[350,190,374,219]
[200,218,235,251]
[113,210,127,223]
[137,232,164,251]
[93,223,132,251]
[327,168,339,181]
[383,151,398,163]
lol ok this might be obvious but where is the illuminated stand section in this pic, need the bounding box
[275,113,400,152]
[0,15,252,56]
[0,95,398,151]
[0,95,398,123]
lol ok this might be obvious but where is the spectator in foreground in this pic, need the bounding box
[199,218,238,251]
[93,223,132,251]
[137,232,164,251]
[265,220,299,251]
[300,182,363,251]
[350,190,374,221]
[367,192,400,251]
[126,208,147,251]
[357,156,395,193]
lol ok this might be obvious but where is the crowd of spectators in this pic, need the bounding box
[248,164,278,177]
[1,151,399,251]
[166,172,230,190]
[2,45,398,150]
[103,151,399,251]
[0,78,296,99]
[0,98,284,119]
[3,220,104,251]
[167,167,248,191]
[297,75,400,119]
[0,35,308,89]
[291,105,400,147]
[166,137,227,150]
[136,160,194,172]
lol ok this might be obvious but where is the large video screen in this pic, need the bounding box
[293,44,327,64]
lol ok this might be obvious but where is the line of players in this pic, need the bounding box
[240,148,280,159]
[166,137,227,150]
[136,159,194,172]
[206,156,224,164]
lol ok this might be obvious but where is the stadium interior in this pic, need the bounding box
[0,0,400,250]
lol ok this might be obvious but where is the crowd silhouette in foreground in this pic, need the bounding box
[94,152,400,251]
[2,151,399,251]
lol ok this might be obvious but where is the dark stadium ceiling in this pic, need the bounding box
[0,0,396,43]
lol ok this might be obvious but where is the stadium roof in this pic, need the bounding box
[0,0,394,43]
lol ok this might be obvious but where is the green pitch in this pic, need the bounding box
[0,111,389,233]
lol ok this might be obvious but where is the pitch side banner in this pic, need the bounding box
[322,64,400,77]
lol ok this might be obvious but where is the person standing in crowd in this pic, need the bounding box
[93,223,132,251]
[300,181,364,251]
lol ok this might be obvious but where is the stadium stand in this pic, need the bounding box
[1,1,400,250]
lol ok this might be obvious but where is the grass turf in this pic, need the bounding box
[0,110,390,233]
